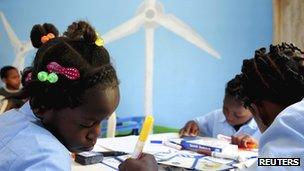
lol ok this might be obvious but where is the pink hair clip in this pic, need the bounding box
[47,62,80,80]
[25,72,32,82]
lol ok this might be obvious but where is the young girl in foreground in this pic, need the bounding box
[0,21,156,171]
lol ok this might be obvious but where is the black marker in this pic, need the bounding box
[99,151,128,157]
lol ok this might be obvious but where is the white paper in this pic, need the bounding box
[158,155,197,169]
[96,136,138,153]
[96,133,179,153]
[238,149,258,159]
[101,157,121,170]
[203,156,234,164]
[195,158,235,171]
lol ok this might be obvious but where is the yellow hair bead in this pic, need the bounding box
[95,32,104,46]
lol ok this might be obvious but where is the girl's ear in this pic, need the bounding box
[32,108,45,119]
[29,99,46,119]
[250,103,268,133]
[249,103,259,116]
[31,105,48,119]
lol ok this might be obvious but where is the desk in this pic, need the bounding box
[71,133,257,171]
[72,133,178,171]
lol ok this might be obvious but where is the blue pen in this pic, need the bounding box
[150,140,163,144]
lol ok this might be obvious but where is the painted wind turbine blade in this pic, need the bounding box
[11,42,33,71]
[145,0,156,6]
[0,11,22,51]
[103,14,145,44]
[12,52,26,71]
[157,14,221,59]
[24,41,34,51]
[144,27,154,116]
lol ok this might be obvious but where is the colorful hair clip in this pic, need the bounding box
[37,71,48,82]
[95,32,104,47]
[37,62,79,84]
[47,62,80,80]
[25,72,32,82]
[48,73,59,83]
[37,71,58,83]
[41,33,55,44]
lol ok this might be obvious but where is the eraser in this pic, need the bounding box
[75,151,103,165]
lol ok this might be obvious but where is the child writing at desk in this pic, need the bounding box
[0,21,156,171]
[232,43,304,170]
[179,76,261,144]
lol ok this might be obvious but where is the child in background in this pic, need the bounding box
[0,21,156,171]
[179,76,261,143]
[0,66,24,111]
[0,66,21,93]
[234,43,304,170]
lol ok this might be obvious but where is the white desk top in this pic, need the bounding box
[72,133,178,171]
[71,133,257,171]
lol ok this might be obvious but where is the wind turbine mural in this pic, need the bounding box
[103,0,221,116]
[0,11,33,71]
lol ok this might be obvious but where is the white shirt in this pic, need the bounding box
[247,99,304,171]
[194,109,261,139]
[0,102,71,171]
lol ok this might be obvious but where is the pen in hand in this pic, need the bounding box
[131,115,154,159]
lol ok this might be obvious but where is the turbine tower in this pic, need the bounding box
[0,11,33,71]
[103,0,220,116]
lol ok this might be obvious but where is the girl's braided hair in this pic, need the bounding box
[241,43,304,107]
[24,21,119,111]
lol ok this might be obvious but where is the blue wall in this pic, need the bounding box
[0,0,272,128]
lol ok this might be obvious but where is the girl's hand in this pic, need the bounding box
[119,153,158,171]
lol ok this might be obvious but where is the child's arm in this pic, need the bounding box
[118,153,158,171]
[10,149,71,171]
[179,120,199,137]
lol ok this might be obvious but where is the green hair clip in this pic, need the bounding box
[37,71,58,83]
